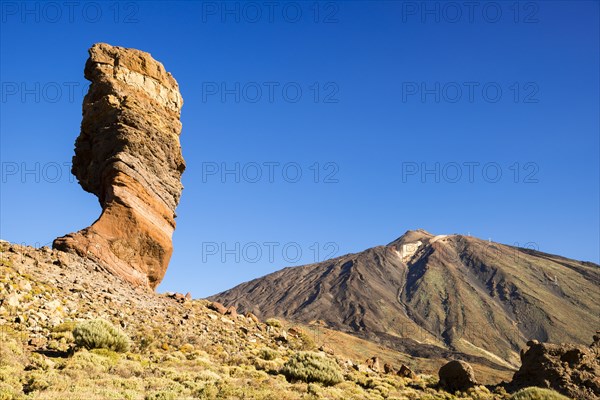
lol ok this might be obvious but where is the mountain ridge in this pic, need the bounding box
[209,230,600,369]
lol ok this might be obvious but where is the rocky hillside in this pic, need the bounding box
[210,230,600,370]
[0,241,559,400]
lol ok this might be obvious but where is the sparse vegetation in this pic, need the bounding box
[258,348,279,361]
[145,392,176,400]
[510,387,570,400]
[265,318,282,328]
[51,321,77,333]
[281,351,344,386]
[72,319,130,352]
[0,243,578,400]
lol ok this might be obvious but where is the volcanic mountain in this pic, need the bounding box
[210,230,600,368]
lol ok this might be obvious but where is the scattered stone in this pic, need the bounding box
[287,327,301,336]
[275,335,288,343]
[245,312,259,323]
[383,363,396,374]
[44,300,61,311]
[34,312,48,322]
[353,363,369,373]
[591,331,600,349]
[225,306,237,317]
[28,337,47,348]
[366,356,381,373]
[19,281,32,292]
[398,364,417,379]
[5,293,20,307]
[208,301,228,315]
[174,293,185,302]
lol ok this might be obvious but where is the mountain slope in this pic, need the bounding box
[210,230,600,368]
[0,241,521,398]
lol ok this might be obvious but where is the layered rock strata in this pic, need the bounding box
[54,43,185,290]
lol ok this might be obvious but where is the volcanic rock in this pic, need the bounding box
[510,338,600,399]
[245,312,260,323]
[208,301,228,315]
[398,364,417,379]
[53,43,185,290]
[383,363,396,374]
[438,360,477,392]
[225,306,238,318]
[366,356,381,372]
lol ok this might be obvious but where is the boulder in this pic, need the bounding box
[245,312,260,323]
[208,301,228,315]
[398,364,417,379]
[225,306,237,317]
[366,356,381,373]
[509,337,600,400]
[592,331,600,349]
[53,43,185,290]
[438,360,477,392]
[383,363,396,374]
[169,293,186,303]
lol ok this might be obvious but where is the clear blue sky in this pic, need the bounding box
[1,1,598,297]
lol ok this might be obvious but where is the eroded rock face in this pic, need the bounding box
[53,43,185,290]
[509,336,600,400]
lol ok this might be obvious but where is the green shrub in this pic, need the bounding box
[72,319,130,352]
[281,351,343,386]
[265,318,282,328]
[145,392,175,400]
[510,387,570,400]
[0,381,23,400]
[296,330,317,351]
[258,348,279,361]
[51,321,77,333]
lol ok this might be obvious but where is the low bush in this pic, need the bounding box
[281,351,343,386]
[258,348,279,361]
[265,318,282,328]
[51,321,77,333]
[510,387,570,400]
[145,392,176,400]
[72,319,130,352]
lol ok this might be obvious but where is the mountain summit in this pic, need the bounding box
[210,230,600,368]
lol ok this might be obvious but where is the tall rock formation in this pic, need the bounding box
[53,43,185,290]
